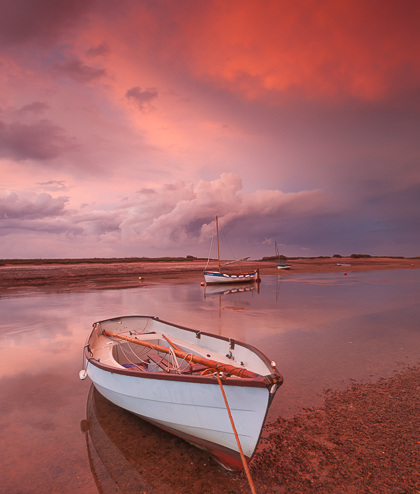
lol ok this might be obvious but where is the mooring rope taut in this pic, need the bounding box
[215,372,257,494]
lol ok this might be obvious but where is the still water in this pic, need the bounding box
[0,270,419,493]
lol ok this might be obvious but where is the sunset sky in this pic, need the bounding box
[1,0,419,260]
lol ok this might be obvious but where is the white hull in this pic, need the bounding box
[82,315,282,470]
[203,270,259,284]
[89,366,270,460]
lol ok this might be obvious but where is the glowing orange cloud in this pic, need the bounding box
[97,0,420,102]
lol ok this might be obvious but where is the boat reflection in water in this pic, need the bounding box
[203,282,260,298]
[81,385,234,494]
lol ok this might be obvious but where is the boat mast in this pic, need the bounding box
[216,215,221,272]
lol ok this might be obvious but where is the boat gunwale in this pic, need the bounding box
[84,315,282,389]
[203,270,259,284]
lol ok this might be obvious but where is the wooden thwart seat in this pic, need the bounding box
[185,363,209,374]
[147,353,177,373]
[147,353,210,374]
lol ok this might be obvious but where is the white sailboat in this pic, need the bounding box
[203,216,260,284]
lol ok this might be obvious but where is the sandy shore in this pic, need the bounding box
[246,363,420,493]
[0,257,418,295]
[84,362,420,493]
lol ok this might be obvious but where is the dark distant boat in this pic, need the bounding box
[80,315,283,471]
[275,242,292,270]
[203,216,259,284]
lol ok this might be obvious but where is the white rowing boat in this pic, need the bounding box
[80,315,283,470]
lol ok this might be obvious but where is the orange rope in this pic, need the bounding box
[215,372,257,494]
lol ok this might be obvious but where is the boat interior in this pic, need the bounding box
[87,316,273,378]
[90,330,212,375]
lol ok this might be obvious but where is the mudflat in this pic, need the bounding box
[0,257,418,295]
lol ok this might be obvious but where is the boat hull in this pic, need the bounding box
[203,270,259,284]
[89,367,270,469]
[83,315,282,470]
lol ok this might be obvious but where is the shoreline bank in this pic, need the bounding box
[0,257,418,296]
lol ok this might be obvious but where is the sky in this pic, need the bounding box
[1,0,419,260]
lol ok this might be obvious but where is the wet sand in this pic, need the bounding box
[248,363,420,493]
[0,257,418,296]
[83,362,420,494]
[2,257,419,493]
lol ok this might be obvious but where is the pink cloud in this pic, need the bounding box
[52,58,107,84]
[37,180,69,192]
[19,102,49,115]
[0,119,74,161]
[85,42,110,58]
[0,192,68,220]
[125,86,159,112]
[0,2,419,258]
[0,0,94,47]
[98,0,420,102]
[1,169,419,258]
[0,175,328,256]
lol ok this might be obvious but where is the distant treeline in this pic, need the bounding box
[261,254,418,261]
[0,255,205,266]
[1,254,418,266]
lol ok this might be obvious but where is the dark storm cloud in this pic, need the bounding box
[0,119,73,160]
[52,58,107,83]
[0,0,95,47]
[125,86,158,111]
[256,179,420,257]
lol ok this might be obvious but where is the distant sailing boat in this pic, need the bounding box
[203,216,260,284]
[275,241,292,270]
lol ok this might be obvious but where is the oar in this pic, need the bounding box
[102,330,260,379]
